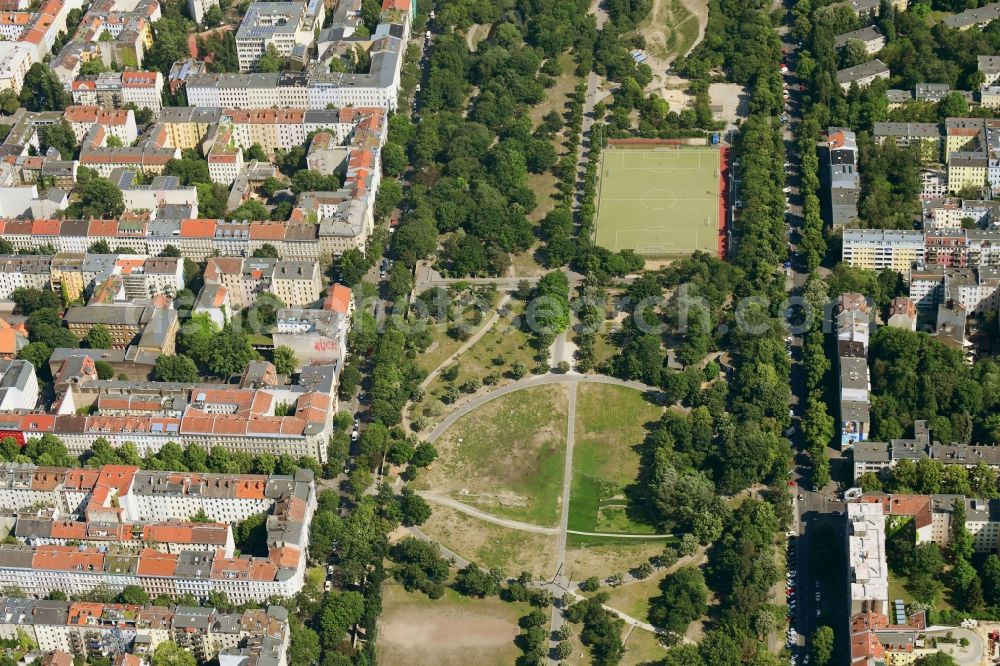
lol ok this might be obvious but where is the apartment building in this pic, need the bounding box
[847,501,889,617]
[0,254,53,297]
[188,0,406,111]
[917,82,974,106]
[204,257,321,308]
[841,229,925,271]
[70,71,164,113]
[157,106,366,158]
[886,88,912,109]
[234,2,312,72]
[0,359,38,410]
[271,283,352,370]
[0,599,289,665]
[943,1,1000,29]
[980,55,1000,87]
[873,122,942,162]
[834,26,886,54]
[0,463,313,607]
[921,197,999,229]
[909,264,1000,314]
[0,41,35,93]
[837,59,890,92]
[206,127,244,186]
[852,420,1000,480]
[64,106,137,144]
[834,293,872,451]
[63,303,177,352]
[887,296,918,331]
[835,0,906,15]
[16,361,338,462]
[948,151,988,191]
[945,117,986,156]
[921,168,949,199]
[111,169,198,217]
[826,128,861,228]
[79,125,179,177]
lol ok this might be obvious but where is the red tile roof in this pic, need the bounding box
[180,218,217,238]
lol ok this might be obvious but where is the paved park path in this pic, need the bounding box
[421,373,664,445]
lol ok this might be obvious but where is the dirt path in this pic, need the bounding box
[465,23,491,52]
[417,492,561,535]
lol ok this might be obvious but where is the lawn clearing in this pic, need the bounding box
[410,298,536,423]
[566,539,667,580]
[601,566,670,621]
[569,384,663,535]
[415,383,569,526]
[419,504,559,576]
[378,581,528,666]
[594,146,724,258]
[621,626,669,665]
[412,287,502,375]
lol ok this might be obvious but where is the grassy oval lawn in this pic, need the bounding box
[413,383,569,527]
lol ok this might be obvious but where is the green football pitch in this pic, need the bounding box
[593,147,723,257]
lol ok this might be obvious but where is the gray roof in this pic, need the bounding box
[873,122,941,139]
[834,26,884,49]
[886,89,913,103]
[236,2,307,40]
[837,59,890,84]
[943,2,1000,28]
[840,400,870,424]
[64,304,148,327]
[853,440,890,463]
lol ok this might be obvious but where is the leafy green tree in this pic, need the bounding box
[165,156,210,185]
[202,4,222,26]
[83,325,112,350]
[245,144,267,161]
[381,142,407,176]
[94,360,114,380]
[916,654,959,666]
[811,626,834,666]
[649,566,708,634]
[76,176,125,218]
[949,498,974,562]
[339,248,368,285]
[257,44,283,73]
[228,199,268,221]
[983,554,1000,605]
[319,590,365,647]
[39,120,77,159]
[0,89,18,115]
[206,326,254,378]
[386,263,413,301]
[153,355,200,383]
[144,18,190,75]
[272,346,297,375]
[454,563,502,597]
[287,618,320,666]
[252,243,280,258]
[119,585,149,605]
[397,486,431,526]
[151,641,196,666]
[17,342,52,372]
[19,64,71,111]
